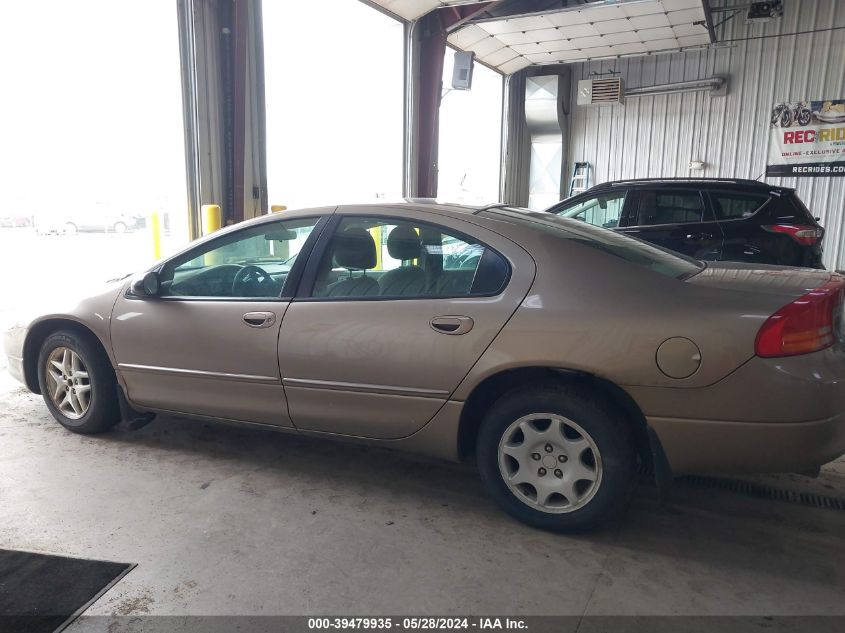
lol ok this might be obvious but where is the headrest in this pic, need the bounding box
[333,228,377,270]
[387,225,422,261]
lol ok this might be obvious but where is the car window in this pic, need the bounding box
[310,216,509,299]
[556,192,626,229]
[486,207,704,280]
[159,217,320,298]
[761,193,817,224]
[711,193,770,220]
[635,190,704,226]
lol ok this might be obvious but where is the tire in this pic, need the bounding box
[64,222,78,235]
[113,221,127,234]
[476,384,636,532]
[37,330,120,434]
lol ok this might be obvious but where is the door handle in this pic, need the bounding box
[430,315,474,335]
[242,311,276,328]
[685,233,713,240]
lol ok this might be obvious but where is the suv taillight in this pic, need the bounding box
[761,224,824,246]
[755,278,845,357]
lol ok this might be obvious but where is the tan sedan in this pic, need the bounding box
[5,203,845,531]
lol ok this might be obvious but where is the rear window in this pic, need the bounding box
[760,192,817,224]
[486,207,704,280]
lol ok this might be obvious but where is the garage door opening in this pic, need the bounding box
[0,0,189,329]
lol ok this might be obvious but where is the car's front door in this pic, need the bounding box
[276,207,536,439]
[619,188,723,260]
[111,214,326,426]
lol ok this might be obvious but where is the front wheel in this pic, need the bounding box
[476,384,636,532]
[37,331,120,434]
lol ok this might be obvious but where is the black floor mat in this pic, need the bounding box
[0,548,133,633]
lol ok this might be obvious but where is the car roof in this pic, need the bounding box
[585,178,793,193]
[337,200,489,215]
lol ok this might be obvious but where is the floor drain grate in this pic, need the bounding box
[679,475,845,512]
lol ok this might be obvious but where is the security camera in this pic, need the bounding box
[747,1,784,23]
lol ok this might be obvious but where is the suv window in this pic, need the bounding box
[711,192,769,220]
[556,192,626,229]
[761,193,816,224]
[311,216,509,299]
[159,217,320,298]
[634,190,704,226]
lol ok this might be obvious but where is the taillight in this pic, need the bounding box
[755,278,845,357]
[762,224,824,246]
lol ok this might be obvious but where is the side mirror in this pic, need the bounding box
[131,271,160,298]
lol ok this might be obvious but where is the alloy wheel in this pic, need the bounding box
[45,347,91,420]
[498,413,602,513]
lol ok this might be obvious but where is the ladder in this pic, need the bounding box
[568,162,591,197]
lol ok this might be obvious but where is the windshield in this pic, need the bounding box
[485,207,705,280]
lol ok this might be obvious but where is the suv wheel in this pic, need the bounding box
[477,384,636,532]
[37,331,121,434]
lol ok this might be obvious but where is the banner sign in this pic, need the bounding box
[767,100,845,177]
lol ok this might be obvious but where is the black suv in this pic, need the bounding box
[546,178,825,269]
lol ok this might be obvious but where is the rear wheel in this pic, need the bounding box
[113,221,127,234]
[37,331,120,434]
[476,384,636,532]
[64,222,78,235]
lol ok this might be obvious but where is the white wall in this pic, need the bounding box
[566,0,845,269]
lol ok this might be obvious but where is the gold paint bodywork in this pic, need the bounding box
[5,203,845,476]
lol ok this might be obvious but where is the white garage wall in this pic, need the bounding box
[566,0,845,270]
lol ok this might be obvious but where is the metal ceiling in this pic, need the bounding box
[366,0,714,74]
[367,0,486,22]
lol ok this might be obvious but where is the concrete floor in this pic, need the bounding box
[1,368,844,622]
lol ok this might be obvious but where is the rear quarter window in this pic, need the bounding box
[760,193,817,224]
[486,207,704,280]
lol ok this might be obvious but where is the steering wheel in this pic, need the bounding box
[232,264,275,297]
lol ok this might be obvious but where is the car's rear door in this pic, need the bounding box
[619,188,723,260]
[111,213,329,426]
[276,206,535,440]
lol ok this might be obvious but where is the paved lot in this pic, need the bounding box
[0,227,171,334]
[1,370,844,622]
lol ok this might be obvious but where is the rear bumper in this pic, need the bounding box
[627,347,845,474]
[648,412,845,475]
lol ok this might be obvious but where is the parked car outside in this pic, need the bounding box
[547,178,825,268]
[34,202,145,235]
[0,214,33,228]
[5,202,845,532]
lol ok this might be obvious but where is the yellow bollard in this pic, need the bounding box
[150,211,162,260]
[270,204,287,213]
[202,204,222,236]
[201,204,223,266]
[370,225,383,270]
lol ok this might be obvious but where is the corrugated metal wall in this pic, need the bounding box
[566,0,845,269]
